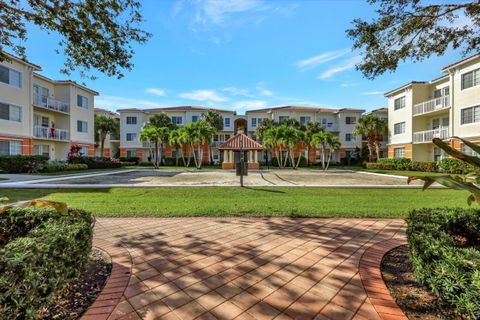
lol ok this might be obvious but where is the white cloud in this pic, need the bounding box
[222,86,251,96]
[195,0,268,25]
[95,95,175,111]
[178,90,228,102]
[258,88,272,96]
[232,100,268,111]
[296,49,350,70]
[340,82,357,87]
[362,91,384,96]
[145,88,166,97]
[318,55,362,79]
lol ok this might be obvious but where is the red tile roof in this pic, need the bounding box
[370,107,388,113]
[118,106,235,114]
[218,133,263,150]
[246,106,338,113]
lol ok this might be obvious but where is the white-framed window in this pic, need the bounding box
[126,133,137,141]
[224,117,231,127]
[126,150,136,157]
[394,96,406,110]
[251,118,257,128]
[126,116,137,125]
[433,87,449,98]
[192,115,200,122]
[461,105,480,125]
[0,65,22,88]
[78,146,88,156]
[33,84,49,103]
[171,116,182,125]
[394,122,406,135]
[77,95,89,108]
[300,116,311,124]
[461,68,480,90]
[0,140,21,155]
[77,120,88,133]
[461,143,480,156]
[345,133,352,142]
[394,147,405,158]
[0,102,22,122]
[345,116,356,125]
[34,144,50,157]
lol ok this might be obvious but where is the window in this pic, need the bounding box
[394,147,405,158]
[279,116,289,122]
[33,85,49,103]
[224,134,231,140]
[0,65,22,88]
[224,117,231,127]
[462,143,480,157]
[172,116,182,125]
[126,133,137,141]
[433,147,446,162]
[0,102,22,122]
[434,87,449,98]
[394,122,406,135]
[34,144,50,157]
[0,140,21,156]
[461,68,480,90]
[251,118,257,128]
[126,150,136,157]
[77,95,88,108]
[300,116,311,124]
[192,115,200,122]
[78,146,88,156]
[461,105,480,125]
[126,116,137,125]
[345,117,356,125]
[34,115,49,127]
[394,96,406,110]
[345,133,352,142]
[77,120,88,133]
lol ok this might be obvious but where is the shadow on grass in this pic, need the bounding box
[1,188,112,203]
[242,187,286,194]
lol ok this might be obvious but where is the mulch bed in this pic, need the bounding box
[381,245,462,320]
[37,248,112,319]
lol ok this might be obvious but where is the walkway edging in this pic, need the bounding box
[81,239,133,320]
[359,238,408,320]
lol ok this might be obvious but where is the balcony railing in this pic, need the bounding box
[33,125,69,141]
[413,95,450,116]
[142,141,155,148]
[33,93,69,113]
[322,125,339,132]
[413,127,449,143]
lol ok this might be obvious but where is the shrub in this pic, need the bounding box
[120,161,136,167]
[365,162,395,170]
[407,208,480,319]
[410,161,438,172]
[294,156,308,167]
[377,157,412,170]
[138,161,154,167]
[0,155,48,173]
[438,158,478,174]
[164,157,176,166]
[119,156,140,165]
[78,157,122,169]
[0,206,94,319]
[41,163,88,173]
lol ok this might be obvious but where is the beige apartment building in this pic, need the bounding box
[94,108,120,158]
[118,105,367,165]
[385,54,480,161]
[0,53,98,160]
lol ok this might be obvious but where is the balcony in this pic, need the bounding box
[322,125,339,132]
[33,125,69,141]
[413,95,450,116]
[413,127,449,143]
[142,141,155,148]
[33,93,69,113]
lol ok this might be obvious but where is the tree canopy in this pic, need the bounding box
[347,0,480,79]
[0,0,151,79]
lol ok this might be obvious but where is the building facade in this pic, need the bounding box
[0,53,98,161]
[385,54,480,161]
[94,108,120,158]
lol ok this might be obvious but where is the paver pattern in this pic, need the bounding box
[91,217,406,320]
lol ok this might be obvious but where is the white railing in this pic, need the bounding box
[322,125,339,132]
[33,93,69,113]
[142,141,155,148]
[33,125,69,141]
[413,95,450,116]
[413,127,449,143]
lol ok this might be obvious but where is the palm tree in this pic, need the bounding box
[294,129,308,169]
[148,112,175,166]
[305,121,323,166]
[352,114,387,162]
[94,114,119,157]
[181,120,215,169]
[139,125,161,168]
[312,131,330,169]
[325,135,341,170]
[263,126,284,168]
[168,128,186,166]
[256,118,277,165]
[202,110,223,164]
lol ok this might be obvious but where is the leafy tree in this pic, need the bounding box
[256,118,277,165]
[1,0,151,79]
[325,135,341,170]
[149,113,176,130]
[202,110,224,164]
[168,129,186,167]
[347,1,480,79]
[305,122,324,166]
[353,114,387,162]
[181,120,215,169]
[94,114,119,157]
[312,131,330,170]
[147,113,175,165]
[139,125,161,168]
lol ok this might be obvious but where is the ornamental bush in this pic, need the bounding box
[377,157,412,170]
[407,208,480,319]
[119,156,140,165]
[0,206,94,319]
[78,157,122,169]
[410,161,438,172]
[0,155,49,173]
[41,163,88,173]
[438,158,478,174]
[365,162,395,170]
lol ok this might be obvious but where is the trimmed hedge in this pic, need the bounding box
[0,155,49,173]
[0,206,94,319]
[119,156,140,165]
[438,158,478,174]
[407,208,480,319]
[365,162,395,170]
[41,163,88,173]
[410,161,438,172]
[78,157,122,169]
[377,157,412,170]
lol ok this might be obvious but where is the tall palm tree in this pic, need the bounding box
[181,120,215,169]
[305,121,323,166]
[294,129,308,169]
[256,118,277,165]
[202,110,223,164]
[148,112,175,166]
[139,125,161,168]
[312,131,330,169]
[94,114,119,157]
[325,135,341,170]
[352,114,387,162]
[263,126,284,168]
[168,129,186,166]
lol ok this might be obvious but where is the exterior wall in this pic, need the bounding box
[388,88,414,145]
[337,111,363,150]
[387,144,413,159]
[69,85,95,145]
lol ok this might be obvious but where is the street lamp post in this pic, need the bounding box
[239,134,244,187]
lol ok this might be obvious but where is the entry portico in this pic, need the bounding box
[218,133,263,169]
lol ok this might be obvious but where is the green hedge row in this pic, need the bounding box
[368,157,478,174]
[0,206,94,319]
[407,208,480,319]
[119,156,140,165]
[438,158,479,174]
[41,163,89,173]
[0,155,49,173]
[77,157,122,169]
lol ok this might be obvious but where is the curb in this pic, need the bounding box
[80,239,134,320]
[359,238,409,320]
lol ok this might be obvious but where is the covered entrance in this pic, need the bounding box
[218,133,263,169]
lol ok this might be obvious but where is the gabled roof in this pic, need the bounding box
[442,53,480,71]
[337,108,366,113]
[218,133,263,150]
[33,73,99,95]
[246,106,338,114]
[1,51,42,70]
[117,106,235,114]
[95,108,118,116]
[370,107,388,113]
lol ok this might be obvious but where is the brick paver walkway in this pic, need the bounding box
[89,218,406,320]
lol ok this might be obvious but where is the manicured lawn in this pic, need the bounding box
[1,187,473,218]
[331,166,448,177]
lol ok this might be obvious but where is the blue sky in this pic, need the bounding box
[21,0,465,114]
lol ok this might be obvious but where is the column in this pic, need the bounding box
[254,150,258,163]
[229,150,234,162]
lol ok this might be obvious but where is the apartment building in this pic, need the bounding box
[94,108,120,158]
[385,54,480,161]
[118,105,367,165]
[0,53,98,160]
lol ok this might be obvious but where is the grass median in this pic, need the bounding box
[2,187,473,218]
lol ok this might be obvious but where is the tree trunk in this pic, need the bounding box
[154,141,159,169]
[175,146,179,166]
[374,140,381,161]
[100,134,106,158]
[295,149,303,168]
[325,150,333,171]
[197,144,203,169]
[306,146,310,166]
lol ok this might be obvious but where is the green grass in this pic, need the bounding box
[1,187,474,218]
[331,166,448,177]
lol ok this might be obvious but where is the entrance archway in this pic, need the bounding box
[234,118,247,134]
